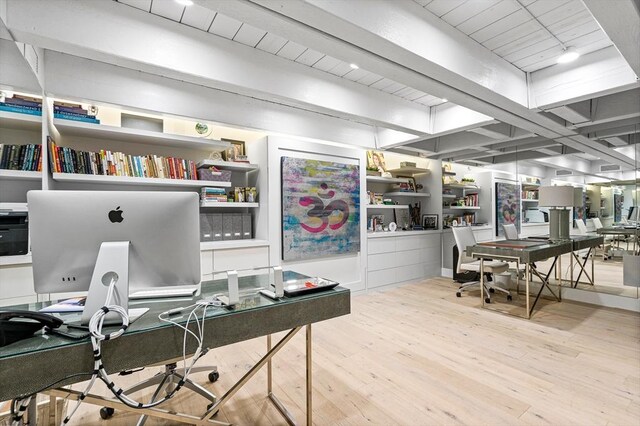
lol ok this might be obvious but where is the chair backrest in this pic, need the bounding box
[593,217,604,230]
[576,219,588,234]
[502,223,518,240]
[452,226,477,273]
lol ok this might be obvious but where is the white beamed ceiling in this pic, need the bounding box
[116,0,445,108]
[416,0,614,73]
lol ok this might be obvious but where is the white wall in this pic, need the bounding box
[267,136,367,291]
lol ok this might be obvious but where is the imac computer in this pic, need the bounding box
[28,191,201,323]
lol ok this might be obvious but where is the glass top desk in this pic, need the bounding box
[468,235,603,319]
[0,270,351,425]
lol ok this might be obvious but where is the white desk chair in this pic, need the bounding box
[503,223,518,240]
[452,226,511,303]
[576,219,588,235]
[589,218,612,260]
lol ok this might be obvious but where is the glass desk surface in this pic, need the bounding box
[0,270,348,359]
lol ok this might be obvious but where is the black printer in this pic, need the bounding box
[0,211,28,256]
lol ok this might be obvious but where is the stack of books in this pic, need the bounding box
[53,101,100,124]
[463,193,479,206]
[0,144,42,171]
[201,187,227,203]
[48,138,198,179]
[0,94,42,116]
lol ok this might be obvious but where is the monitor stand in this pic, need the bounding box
[81,241,146,326]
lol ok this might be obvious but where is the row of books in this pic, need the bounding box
[201,187,228,202]
[461,193,479,207]
[0,144,42,171]
[53,101,100,124]
[48,138,199,180]
[0,94,42,116]
[522,191,538,200]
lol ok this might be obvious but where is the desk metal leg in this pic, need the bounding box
[525,263,530,319]
[480,258,485,306]
[573,248,595,288]
[306,324,312,426]
[558,253,562,301]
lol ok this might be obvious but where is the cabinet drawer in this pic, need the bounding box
[213,247,269,272]
[368,238,396,254]
[367,252,398,272]
[0,265,35,300]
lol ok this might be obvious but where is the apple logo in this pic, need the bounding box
[108,206,124,223]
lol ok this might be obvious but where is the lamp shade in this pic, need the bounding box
[539,186,575,207]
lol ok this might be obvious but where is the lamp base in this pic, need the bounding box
[549,209,571,240]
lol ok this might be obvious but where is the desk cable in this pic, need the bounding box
[59,279,221,425]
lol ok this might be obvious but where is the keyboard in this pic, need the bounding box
[129,286,198,300]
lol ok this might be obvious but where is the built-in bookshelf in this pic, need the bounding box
[0,169,42,181]
[201,201,259,208]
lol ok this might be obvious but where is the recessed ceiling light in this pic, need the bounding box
[175,0,194,6]
[441,98,448,102]
[349,63,359,69]
[557,47,580,64]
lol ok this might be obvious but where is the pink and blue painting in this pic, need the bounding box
[281,157,360,261]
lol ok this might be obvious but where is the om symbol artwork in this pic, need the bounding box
[298,183,350,233]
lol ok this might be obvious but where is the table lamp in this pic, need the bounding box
[539,186,578,240]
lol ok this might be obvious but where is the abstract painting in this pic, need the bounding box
[281,157,360,261]
[496,181,521,237]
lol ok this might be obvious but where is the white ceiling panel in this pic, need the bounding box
[276,41,307,60]
[481,19,540,51]
[502,36,556,63]
[403,89,429,101]
[312,55,342,72]
[208,13,242,39]
[150,0,184,21]
[415,94,443,107]
[342,68,369,82]
[470,9,530,44]
[233,24,266,47]
[370,78,398,91]
[117,0,151,12]
[526,0,572,17]
[456,0,520,35]
[255,32,288,54]
[327,61,354,77]
[356,72,384,86]
[380,81,407,94]
[295,48,324,66]
[394,86,421,98]
[536,0,588,27]
[440,0,501,27]
[180,5,216,31]
[423,0,467,17]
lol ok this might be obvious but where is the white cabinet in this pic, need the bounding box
[366,232,441,289]
[0,264,37,306]
[212,246,269,273]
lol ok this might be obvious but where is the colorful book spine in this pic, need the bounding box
[0,104,42,116]
[53,112,100,124]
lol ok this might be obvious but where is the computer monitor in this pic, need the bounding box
[28,191,201,296]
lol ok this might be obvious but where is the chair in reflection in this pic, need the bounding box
[452,226,511,303]
[503,223,518,240]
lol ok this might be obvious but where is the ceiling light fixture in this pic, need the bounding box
[441,98,448,102]
[557,47,580,64]
[349,63,359,69]
[175,0,194,6]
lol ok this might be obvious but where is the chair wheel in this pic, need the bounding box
[100,407,115,420]
[456,292,461,298]
[489,288,495,293]
[208,371,219,383]
[485,297,491,304]
[507,295,513,301]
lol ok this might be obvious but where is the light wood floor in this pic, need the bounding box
[66,277,640,425]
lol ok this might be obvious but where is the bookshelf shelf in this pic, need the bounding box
[443,184,480,190]
[53,119,231,151]
[197,159,259,171]
[522,199,539,203]
[0,170,42,181]
[52,173,230,188]
[200,202,259,208]
[0,111,42,131]
[366,204,409,210]
[387,166,430,176]
[383,192,431,197]
[444,206,481,210]
[366,176,410,184]
[442,194,456,199]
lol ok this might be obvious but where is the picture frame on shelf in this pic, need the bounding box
[221,138,245,161]
[394,208,412,230]
[422,214,438,230]
[397,175,416,192]
[366,150,387,173]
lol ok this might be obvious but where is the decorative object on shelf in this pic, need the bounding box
[195,122,213,137]
[396,175,416,192]
[400,161,416,168]
[246,187,257,203]
[394,207,411,230]
[366,150,387,173]
[369,214,384,231]
[197,167,231,182]
[388,221,397,232]
[221,138,245,161]
[381,171,392,178]
[422,214,438,230]
[442,163,452,173]
[281,157,360,261]
[207,151,223,161]
[408,202,421,227]
[460,177,476,185]
[495,181,521,237]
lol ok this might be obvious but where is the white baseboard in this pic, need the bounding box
[441,268,453,278]
[560,287,640,312]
